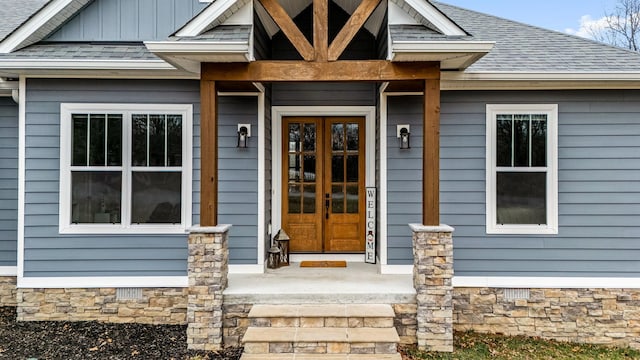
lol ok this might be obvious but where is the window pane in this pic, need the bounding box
[346,184,358,213]
[131,172,181,224]
[149,114,165,166]
[289,154,301,181]
[303,124,316,151]
[332,184,344,213]
[332,123,344,151]
[288,123,300,152]
[532,116,547,167]
[89,114,106,166]
[332,155,344,182]
[514,115,530,167]
[167,115,182,166]
[496,116,512,167]
[346,155,358,182]
[72,114,88,166]
[303,155,316,182]
[107,114,122,166]
[497,172,546,225]
[303,184,315,214]
[288,184,301,214]
[71,171,122,224]
[346,123,359,151]
[132,114,148,166]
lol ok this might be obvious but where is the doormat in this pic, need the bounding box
[300,260,347,268]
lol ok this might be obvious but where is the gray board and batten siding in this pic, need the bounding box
[23,79,259,277]
[387,91,640,277]
[0,97,18,267]
[45,0,208,42]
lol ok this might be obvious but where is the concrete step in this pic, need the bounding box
[242,327,400,354]
[241,354,402,360]
[248,304,395,328]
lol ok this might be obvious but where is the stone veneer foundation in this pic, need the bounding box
[0,276,17,307]
[187,225,230,351]
[411,224,454,353]
[454,287,640,350]
[16,287,187,323]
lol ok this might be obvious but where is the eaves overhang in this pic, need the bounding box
[441,71,640,90]
[390,40,495,70]
[0,59,197,79]
[145,41,252,74]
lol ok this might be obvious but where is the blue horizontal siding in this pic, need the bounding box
[0,97,18,267]
[387,90,640,277]
[46,0,207,42]
[23,79,200,277]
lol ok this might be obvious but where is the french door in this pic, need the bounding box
[282,117,365,253]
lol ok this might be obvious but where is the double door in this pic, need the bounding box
[282,117,365,253]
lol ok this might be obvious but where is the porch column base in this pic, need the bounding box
[187,225,231,351]
[410,224,454,352]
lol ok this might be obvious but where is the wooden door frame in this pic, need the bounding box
[272,106,375,261]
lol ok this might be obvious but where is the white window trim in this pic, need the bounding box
[485,104,558,235]
[59,103,193,234]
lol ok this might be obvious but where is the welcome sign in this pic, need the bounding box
[365,187,376,264]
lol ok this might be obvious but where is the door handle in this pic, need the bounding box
[325,193,330,219]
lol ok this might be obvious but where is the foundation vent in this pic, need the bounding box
[116,288,143,300]
[503,288,530,300]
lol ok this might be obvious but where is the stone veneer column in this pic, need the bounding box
[187,225,231,351]
[410,224,454,352]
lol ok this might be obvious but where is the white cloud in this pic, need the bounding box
[565,14,610,39]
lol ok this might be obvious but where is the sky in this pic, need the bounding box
[439,0,617,39]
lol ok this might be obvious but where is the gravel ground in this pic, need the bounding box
[0,307,242,360]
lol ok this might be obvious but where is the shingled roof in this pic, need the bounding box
[0,0,49,41]
[433,1,640,72]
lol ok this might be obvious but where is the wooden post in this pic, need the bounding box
[423,77,441,226]
[200,79,218,226]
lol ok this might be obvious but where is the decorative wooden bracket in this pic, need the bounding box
[258,0,382,62]
[328,0,382,61]
[257,0,315,61]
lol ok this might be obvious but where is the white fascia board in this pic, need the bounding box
[176,0,239,37]
[0,266,17,276]
[18,276,189,288]
[454,276,640,289]
[444,71,640,82]
[0,59,174,71]
[0,0,76,53]
[402,0,466,36]
[145,41,250,54]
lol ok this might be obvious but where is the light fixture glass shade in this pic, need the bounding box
[237,126,248,148]
[399,127,410,149]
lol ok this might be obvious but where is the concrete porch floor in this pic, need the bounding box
[225,262,415,304]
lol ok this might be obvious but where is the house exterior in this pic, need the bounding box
[0,0,639,353]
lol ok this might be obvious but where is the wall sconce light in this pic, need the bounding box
[397,125,411,149]
[237,124,251,148]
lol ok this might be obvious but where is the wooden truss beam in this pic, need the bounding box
[328,0,382,61]
[313,0,329,61]
[257,0,314,61]
[202,61,439,82]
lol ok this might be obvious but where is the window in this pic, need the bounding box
[486,104,558,234]
[60,104,192,234]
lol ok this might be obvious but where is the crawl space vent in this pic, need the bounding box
[116,288,143,300]
[503,288,530,300]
